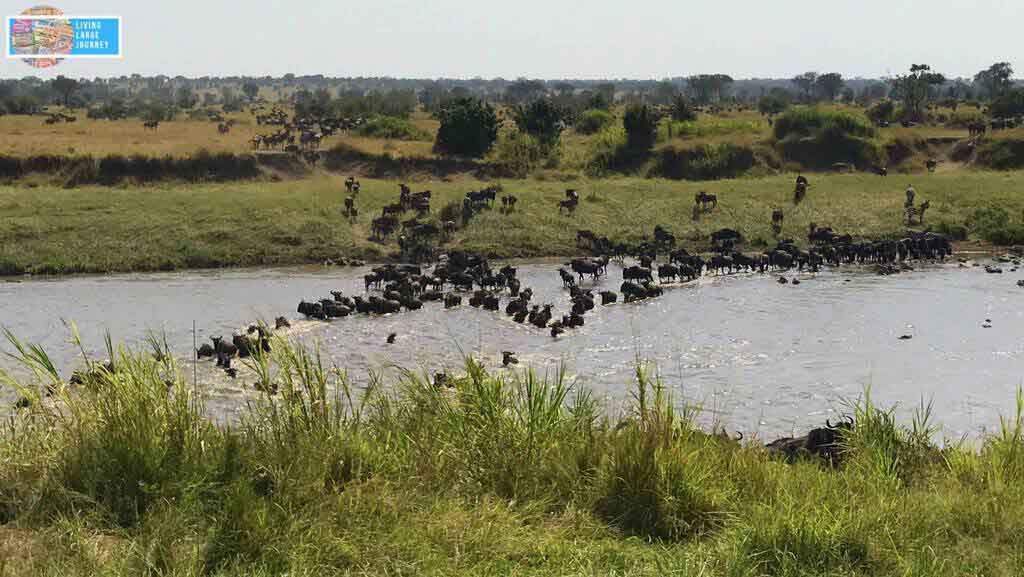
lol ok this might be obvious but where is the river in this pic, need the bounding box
[2,258,1022,438]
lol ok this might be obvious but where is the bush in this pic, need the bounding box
[774,107,882,168]
[511,98,565,147]
[976,138,1024,170]
[491,131,549,177]
[623,104,658,153]
[969,206,1024,245]
[434,98,500,158]
[757,93,790,116]
[585,127,634,175]
[652,143,756,180]
[935,220,968,241]
[575,109,614,135]
[356,116,430,141]
[774,107,876,141]
[990,89,1024,118]
[866,100,896,124]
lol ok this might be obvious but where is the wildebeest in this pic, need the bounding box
[143,120,159,130]
[926,158,938,173]
[622,266,653,283]
[558,198,578,215]
[695,191,717,211]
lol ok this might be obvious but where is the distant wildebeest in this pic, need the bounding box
[558,198,578,215]
[926,158,938,173]
[695,191,717,211]
[218,122,230,134]
[143,120,160,130]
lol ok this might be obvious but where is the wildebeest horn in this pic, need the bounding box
[734,432,744,441]
[827,418,833,428]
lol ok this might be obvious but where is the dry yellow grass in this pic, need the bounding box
[0,109,438,158]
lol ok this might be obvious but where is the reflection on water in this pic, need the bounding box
[2,260,1023,438]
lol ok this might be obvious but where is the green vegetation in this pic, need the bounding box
[623,103,658,152]
[774,107,884,168]
[574,109,614,135]
[3,332,1024,576]
[4,171,1024,275]
[433,98,500,158]
[976,136,1024,170]
[355,115,431,141]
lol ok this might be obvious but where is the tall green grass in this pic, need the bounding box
[3,332,1024,575]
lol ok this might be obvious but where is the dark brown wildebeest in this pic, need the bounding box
[143,120,160,130]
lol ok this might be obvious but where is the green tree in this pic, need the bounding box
[890,64,945,121]
[175,86,197,109]
[974,62,1013,100]
[623,103,658,152]
[686,74,733,104]
[791,72,818,102]
[815,73,845,102]
[990,89,1024,118]
[52,75,79,107]
[434,97,500,158]
[512,98,565,147]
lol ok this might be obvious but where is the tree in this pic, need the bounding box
[686,74,734,104]
[242,81,260,102]
[175,87,197,109]
[990,89,1024,118]
[595,83,616,106]
[52,75,79,107]
[974,62,1013,100]
[890,64,945,121]
[815,73,845,102]
[512,98,565,147]
[791,72,818,102]
[652,81,678,105]
[622,103,658,152]
[504,79,546,104]
[434,98,499,158]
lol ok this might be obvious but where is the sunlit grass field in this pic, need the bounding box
[1,170,1021,274]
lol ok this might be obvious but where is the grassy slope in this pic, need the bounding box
[2,171,1023,274]
[2,336,1024,576]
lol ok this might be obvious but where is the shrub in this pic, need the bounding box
[585,127,635,176]
[434,98,500,158]
[774,107,875,141]
[935,220,968,241]
[969,206,1024,245]
[866,100,896,124]
[356,116,430,141]
[976,138,1024,170]
[623,104,658,153]
[757,93,790,116]
[575,109,614,135]
[990,89,1024,118]
[774,107,882,169]
[511,98,565,147]
[491,131,549,177]
[652,143,756,180]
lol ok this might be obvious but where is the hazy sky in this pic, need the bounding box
[3,0,1022,80]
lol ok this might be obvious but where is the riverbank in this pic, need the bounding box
[3,171,1024,275]
[2,334,1023,576]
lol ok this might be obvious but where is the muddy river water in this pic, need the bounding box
[2,259,1022,438]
